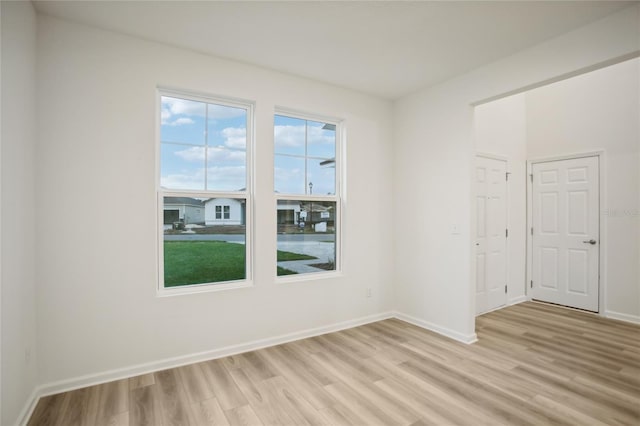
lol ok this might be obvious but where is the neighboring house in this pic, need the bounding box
[277,200,302,224]
[301,203,335,227]
[163,197,205,225]
[276,200,335,227]
[205,198,245,225]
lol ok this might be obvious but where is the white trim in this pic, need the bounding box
[27,312,394,402]
[475,151,508,162]
[156,279,254,298]
[18,309,484,424]
[526,151,605,314]
[508,295,528,306]
[394,311,479,344]
[476,304,507,316]
[156,88,255,295]
[604,311,640,325]
[276,270,343,284]
[527,150,605,164]
[274,106,342,127]
[15,387,39,426]
[471,52,640,107]
[158,86,254,112]
[475,295,526,317]
[273,109,344,280]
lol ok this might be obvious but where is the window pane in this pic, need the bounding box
[306,120,336,159]
[274,115,336,196]
[276,200,336,276]
[207,147,246,191]
[275,155,305,194]
[274,115,306,156]
[161,96,248,192]
[307,158,335,196]
[164,197,246,287]
[160,143,205,190]
[207,105,247,149]
[161,97,206,145]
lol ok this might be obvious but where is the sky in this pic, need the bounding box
[160,96,336,195]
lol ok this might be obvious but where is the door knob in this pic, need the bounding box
[583,239,597,245]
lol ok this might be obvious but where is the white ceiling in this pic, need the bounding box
[33,1,634,100]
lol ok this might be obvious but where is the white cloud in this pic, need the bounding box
[174,117,195,126]
[274,166,304,194]
[208,148,246,163]
[161,165,246,191]
[174,146,206,162]
[160,171,204,190]
[207,166,246,191]
[163,116,195,127]
[274,124,334,149]
[161,96,245,126]
[274,125,304,148]
[173,146,245,164]
[221,127,246,149]
[307,126,334,146]
[162,97,205,117]
[208,104,246,120]
[161,108,172,124]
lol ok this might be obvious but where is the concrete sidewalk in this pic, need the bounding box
[277,240,335,274]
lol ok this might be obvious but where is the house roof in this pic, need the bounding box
[164,197,204,207]
[203,198,245,205]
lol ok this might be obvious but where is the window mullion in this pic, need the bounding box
[204,102,209,190]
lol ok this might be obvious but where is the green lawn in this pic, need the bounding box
[164,241,313,286]
[277,266,298,276]
[277,250,316,261]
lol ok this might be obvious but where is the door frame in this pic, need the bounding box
[475,152,509,315]
[526,150,605,314]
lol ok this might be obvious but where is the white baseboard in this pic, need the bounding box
[15,387,40,426]
[18,311,394,425]
[18,309,483,424]
[604,310,640,325]
[508,295,527,306]
[393,311,478,344]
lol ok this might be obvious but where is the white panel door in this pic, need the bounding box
[531,156,599,312]
[476,156,508,315]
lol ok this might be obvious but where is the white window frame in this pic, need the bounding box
[274,108,344,282]
[214,205,231,220]
[156,88,254,296]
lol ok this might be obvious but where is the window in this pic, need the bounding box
[274,112,341,277]
[215,205,231,220]
[158,90,252,292]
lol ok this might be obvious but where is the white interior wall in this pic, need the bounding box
[526,57,640,321]
[393,5,639,341]
[35,15,394,389]
[474,94,528,307]
[1,1,39,425]
[1,4,638,423]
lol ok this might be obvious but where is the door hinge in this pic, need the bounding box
[531,227,533,235]
[505,285,507,294]
[505,228,509,238]
[530,173,533,183]
[530,280,533,288]
[506,172,511,181]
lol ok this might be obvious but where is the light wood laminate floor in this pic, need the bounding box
[28,302,640,425]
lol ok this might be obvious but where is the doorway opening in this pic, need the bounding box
[473,56,639,318]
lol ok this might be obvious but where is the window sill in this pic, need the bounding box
[157,279,253,297]
[276,270,343,285]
